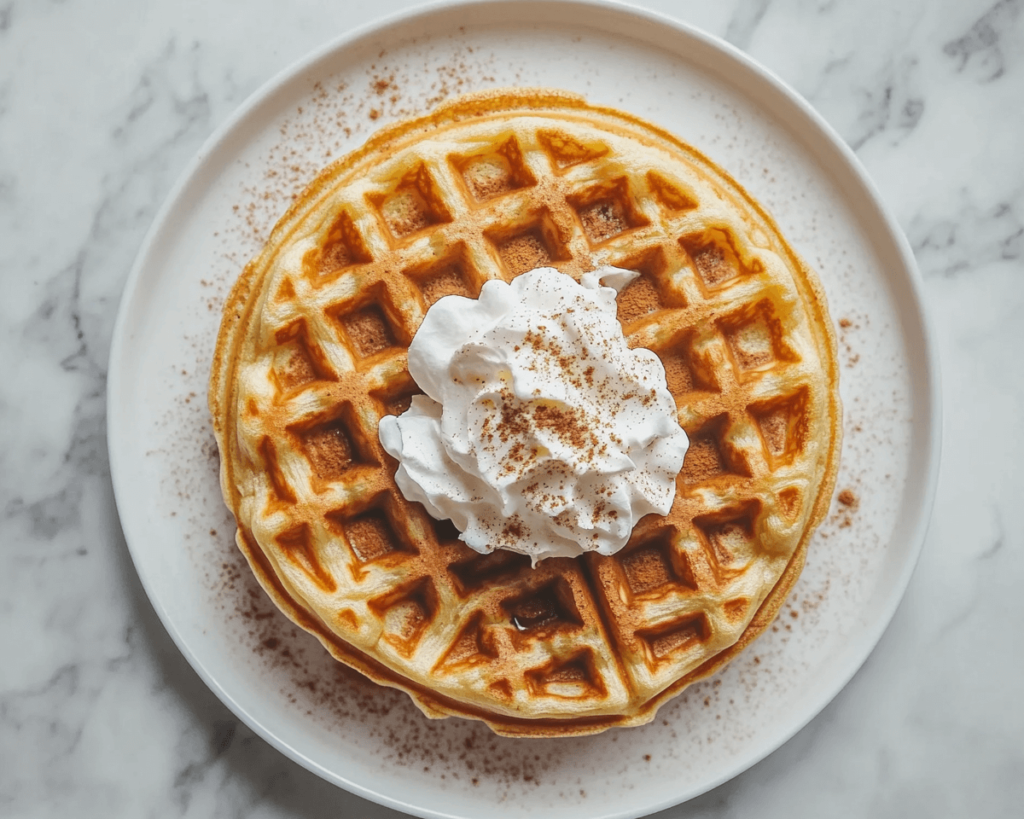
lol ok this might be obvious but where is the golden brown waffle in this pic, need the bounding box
[209,89,841,736]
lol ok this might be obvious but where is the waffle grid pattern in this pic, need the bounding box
[218,97,839,732]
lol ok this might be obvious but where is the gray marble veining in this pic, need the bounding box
[2,0,1022,816]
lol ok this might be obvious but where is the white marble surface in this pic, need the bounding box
[1,0,1021,816]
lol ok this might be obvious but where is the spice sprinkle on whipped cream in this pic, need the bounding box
[378,265,689,563]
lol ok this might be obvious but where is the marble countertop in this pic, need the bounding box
[2,0,1021,816]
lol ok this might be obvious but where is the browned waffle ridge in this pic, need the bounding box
[209,89,841,737]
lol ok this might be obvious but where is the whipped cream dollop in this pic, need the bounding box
[378,266,688,563]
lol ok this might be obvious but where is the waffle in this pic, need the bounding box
[209,89,841,736]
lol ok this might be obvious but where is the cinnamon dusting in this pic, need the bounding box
[682,435,725,483]
[615,275,662,324]
[498,232,551,276]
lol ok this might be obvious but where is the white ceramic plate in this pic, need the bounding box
[107,2,940,817]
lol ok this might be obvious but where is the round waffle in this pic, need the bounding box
[209,89,841,737]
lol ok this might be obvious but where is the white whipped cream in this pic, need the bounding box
[378,266,688,563]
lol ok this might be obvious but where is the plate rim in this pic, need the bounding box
[106,1,942,817]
